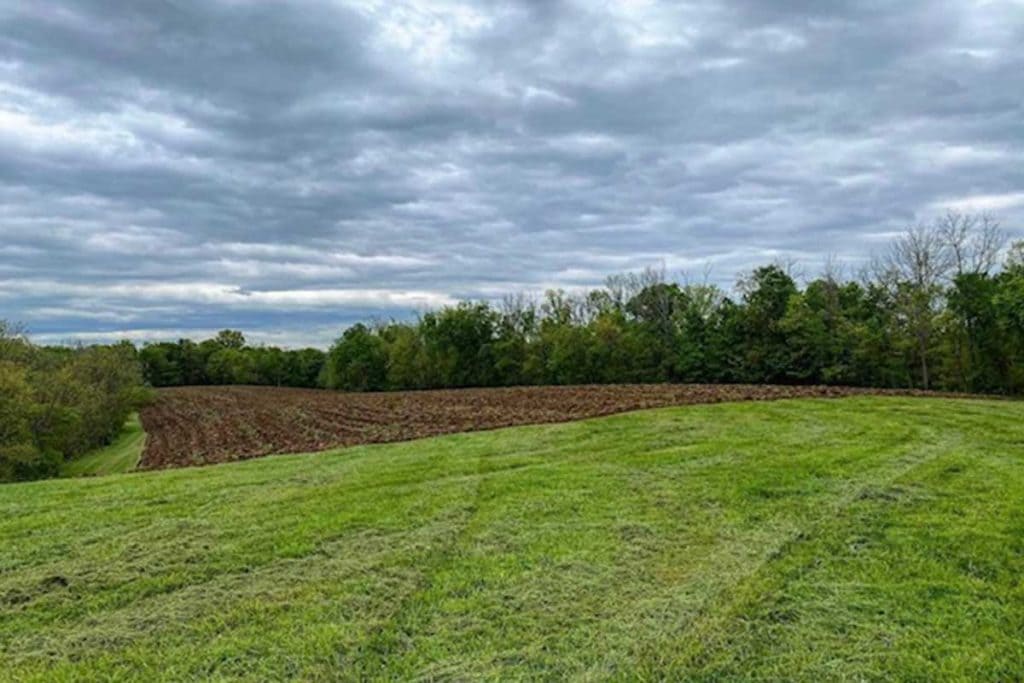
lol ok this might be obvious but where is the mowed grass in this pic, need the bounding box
[60,413,145,478]
[1,397,1023,681]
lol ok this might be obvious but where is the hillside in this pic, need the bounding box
[2,397,1023,680]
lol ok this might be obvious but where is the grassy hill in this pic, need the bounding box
[2,397,1022,681]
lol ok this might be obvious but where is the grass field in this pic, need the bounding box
[2,397,1023,681]
[60,413,145,478]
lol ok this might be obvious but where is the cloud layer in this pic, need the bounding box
[3,0,1023,347]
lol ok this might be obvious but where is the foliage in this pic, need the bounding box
[138,330,326,389]
[0,361,48,481]
[321,324,388,391]
[0,331,150,482]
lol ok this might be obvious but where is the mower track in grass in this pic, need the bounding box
[2,397,1020,680]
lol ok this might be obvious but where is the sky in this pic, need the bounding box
[2,0,1023,348]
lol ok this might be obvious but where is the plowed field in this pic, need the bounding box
[138,384,970,469]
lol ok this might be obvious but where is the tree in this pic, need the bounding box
[419,303,499,388]
[205,348,256,385]
[175,339,209,385]
[946,273,1003,391]
[253,347,288,386]
[872,224,953,389]
[937,212,1006,389]
[0,361,54,481]
[670,283,724,382]
[781,276,871,385]
[536,319,593,385]
[0,320,32,363]
[323,324,388,391]
[626,282,684,380]
[994,247,1024,392]
[381,323,427,390]
[937,211,1004,277]
[494,294,538,386]
[289,348,326,388]
[214,329,246,350]
[737,265,799,382]
[139,342,183,386]
[589,310,650,383]
[1006,241,1024,272]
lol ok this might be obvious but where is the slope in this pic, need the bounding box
[1,397,1022,681]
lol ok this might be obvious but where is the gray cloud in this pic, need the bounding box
[2,0,1022,347]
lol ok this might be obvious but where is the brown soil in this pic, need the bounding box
[138,383,973,470]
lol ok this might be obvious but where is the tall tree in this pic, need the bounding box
[738,265,799,382]
[872,224,953,389]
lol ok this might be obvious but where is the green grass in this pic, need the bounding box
[60,413,145,478]
[2,397,1023,681]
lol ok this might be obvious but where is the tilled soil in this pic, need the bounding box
[138,383,971,470]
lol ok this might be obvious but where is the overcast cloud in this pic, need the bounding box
[2,0,1023,347]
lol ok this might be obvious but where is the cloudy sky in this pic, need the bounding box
[2,0,1023,347]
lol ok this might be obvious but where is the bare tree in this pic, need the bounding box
[604,264,666,311]
[679,262,716,289]
[676,264,722,322]
[539,289,588,326]
[892,223,954,289]
[820,253,847,286]
[773,255,806,284]
[1007,240,1024,271]
[936,210,1005,277]
[499,292,538,337]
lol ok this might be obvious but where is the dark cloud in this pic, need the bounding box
[1,0,1022,346]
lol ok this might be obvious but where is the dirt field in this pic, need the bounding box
[137,384,973,470]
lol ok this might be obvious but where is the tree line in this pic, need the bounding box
[316,212,1023,394]
[138,330,326,388]
[134,212,1023,396]
[0,322,150,481]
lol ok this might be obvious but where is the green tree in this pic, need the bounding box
[994,251,1024,392]
[214,329,246,350]
[0,320,32,363]
[494,295,539,386]
[205,348,257,385]
[738,265,799,382]
[626,283,684,381]
[139,342,183,386]
[420,303,499,387]
[380,323,427,390]
[0,361,55,481]
[288,348,326,388]
[323,324,389,391]
[946,273,1003,391]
